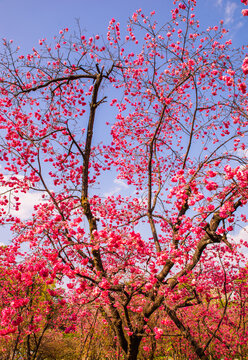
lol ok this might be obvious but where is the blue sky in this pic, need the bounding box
[0,0,246,51]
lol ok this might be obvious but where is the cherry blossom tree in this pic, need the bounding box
[0,1,248,359]
[0,246,69,360]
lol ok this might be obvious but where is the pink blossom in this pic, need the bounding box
[242,9,248,16]
[239,82,247,94]
[242,57,248,75]
[154,327,163,339]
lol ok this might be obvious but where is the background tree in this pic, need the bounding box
[0,1,248,359]
[0,246,69,360]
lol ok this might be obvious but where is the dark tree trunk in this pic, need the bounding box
[165,305,209,360]
[126,335,142,360]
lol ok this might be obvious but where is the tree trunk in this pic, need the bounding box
[165,305,209,360]
[126,336,142,360]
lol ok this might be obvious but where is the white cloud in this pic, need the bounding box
[114,178,128,188]
[0,175,44,220]
[104,186,121,198]
[224,1,237,24]
[230,226,248,244]
[216,0,223,6]
[10,191,44,220]
[236,21,244,30]
[215,0,244,36]
[237,147,248,158]
[227,226,248,262]
[104,177,128,197]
